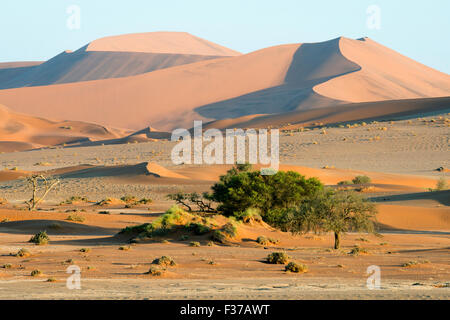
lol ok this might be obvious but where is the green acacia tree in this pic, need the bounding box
[210,164,323,220]
[276,189,378,249]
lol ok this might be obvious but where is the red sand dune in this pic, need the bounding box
[205,96,450,129]
[0,104,129,152]
[0,36,449,131]
[86,32,241,56]
[0,32,240,89]
[173,164,438,189]
[376,204,450,231]
[57,162,188,180]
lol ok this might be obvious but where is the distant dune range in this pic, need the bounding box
[0,32,449,149]
[0,104,132,152]
[0,104,177,152]
[0,32,240,89]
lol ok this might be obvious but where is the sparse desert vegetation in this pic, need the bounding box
[256,236,279,246]
[30,270,42,277]
[60,196,89,205]
[352,175,372,184]
[266,252,290,264]
[66,213,85,222]
[12,248,31,257]
[152,256,176,267]
[29,231,50,245]
[285,262,308,273]
[145,266,163,276]
[0,116,448,299]
[401,260,430,268]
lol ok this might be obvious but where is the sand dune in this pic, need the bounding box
[0,32,239,89]
[0,104,128,152]
[1,36,448,130]
[0,169,29,182]
[86,31,241,56]
[205,96,450,129]
[58,162,188,180]
[0,50,228,89]
[372,190,450,207]
[0,62,43,69]
[377,204,450,231]
[0,219,115,236]
[173,164,439,190]
[0,62,43,87]
[0,43,297,130]
[316,37,450,102]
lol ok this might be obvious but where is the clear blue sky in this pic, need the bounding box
[1,0,449,73]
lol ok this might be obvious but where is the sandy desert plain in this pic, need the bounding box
[0,32,449,299]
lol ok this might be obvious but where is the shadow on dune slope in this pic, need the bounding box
[0,219,117,236]
[195,37,360,119]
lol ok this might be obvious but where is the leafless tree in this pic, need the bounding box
[25,174,60,211]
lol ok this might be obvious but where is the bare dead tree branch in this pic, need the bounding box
[25,174,60,211]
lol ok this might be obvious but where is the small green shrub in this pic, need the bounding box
[121,195,138,204]
[79,248,90,253]
[60,196,88,205]
[186,222,211,235]
[145,267,163,276]
[1,264,12,269]
[235,208,263,223]
[435,177,448,191]
[96,197,123,206]
[337,180,352,185]
[285,262,308,273]
[30,269,42,277]
[222,222,238,237]
[29,231,49,245]
[190,241,201,247]
[13,248,30,257]
[256,236,279,245]
[352,176,372,184]
[66,213,85,222]
[401,260,430,268]
[266,252,289,264]
[120,206,210,242]
[152,256,176,267]
[348,246,369,256]
[138,198,153,205]
[119,246,131,251]
[211,220,239,243]
[211,230,226,243]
